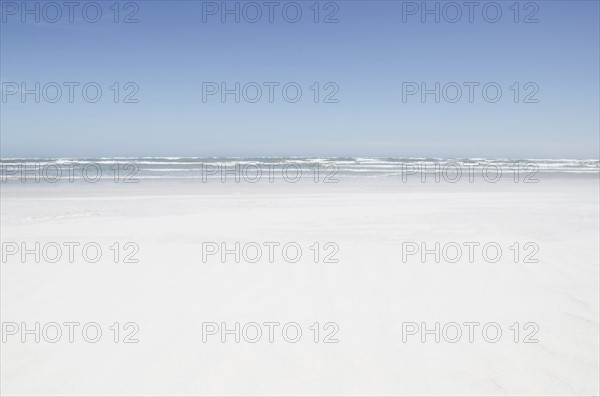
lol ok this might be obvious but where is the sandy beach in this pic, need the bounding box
[1,171,598,396]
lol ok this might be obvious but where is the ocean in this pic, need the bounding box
[1,157,598,183]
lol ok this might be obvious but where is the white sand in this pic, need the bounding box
[1,177,599,396]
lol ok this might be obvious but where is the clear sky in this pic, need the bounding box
[1,0,598,158]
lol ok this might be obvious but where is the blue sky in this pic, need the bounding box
[1,0,598,158]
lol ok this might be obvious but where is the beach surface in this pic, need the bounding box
[1,172,599,396]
